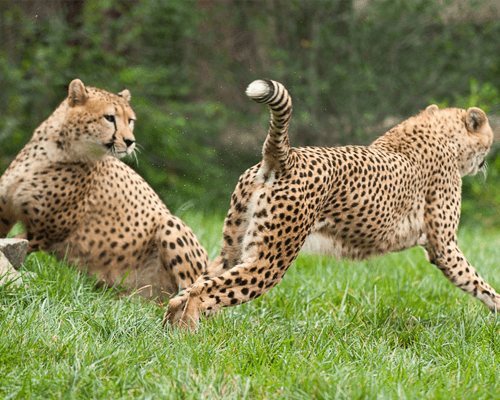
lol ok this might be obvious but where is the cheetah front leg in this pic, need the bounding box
[427,241,500,311]
[425,180,500,312]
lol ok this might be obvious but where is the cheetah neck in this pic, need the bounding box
[32,99,69,141]
[31,99,97,164]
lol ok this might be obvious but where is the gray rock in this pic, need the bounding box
[0,238,29,269]
[0,251,21,285]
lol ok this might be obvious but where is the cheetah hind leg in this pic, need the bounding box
[164,251,301,330]
[156,215,209,299]
[14,231,28,240]
[0,212,16,238]
[164,200,315,330]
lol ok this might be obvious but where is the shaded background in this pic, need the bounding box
[1,0,500,227]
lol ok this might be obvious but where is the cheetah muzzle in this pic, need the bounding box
[166,78,497,330]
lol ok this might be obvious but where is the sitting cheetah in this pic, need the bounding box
[166,78,498,329]
[0,79,208,299]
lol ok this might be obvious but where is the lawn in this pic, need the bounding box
[1,212,499,399]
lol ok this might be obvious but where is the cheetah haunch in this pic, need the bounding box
[166,78,497,329]
[0,79,208,299]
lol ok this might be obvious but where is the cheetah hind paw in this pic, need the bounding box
[163,294,187,327]
[163,293,201,331]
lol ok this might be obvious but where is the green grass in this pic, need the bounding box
[1,213,500,399]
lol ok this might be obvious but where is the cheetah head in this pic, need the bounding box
[426,105,493,177]
[62,79,137,162]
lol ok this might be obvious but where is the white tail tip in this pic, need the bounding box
[245,80,270,99]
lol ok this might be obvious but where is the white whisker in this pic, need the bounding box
[481,160,488,181]
[132,150,139,165]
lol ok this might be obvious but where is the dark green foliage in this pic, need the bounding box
[0,0,499,220]
[0,0,245,211]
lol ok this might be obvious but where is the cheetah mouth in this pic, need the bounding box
[115,150,132,158]
[110,149,133,159]
[478,158,486,169]
[103,142,135,159]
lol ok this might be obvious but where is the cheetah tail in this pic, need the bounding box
[246,79,293,174]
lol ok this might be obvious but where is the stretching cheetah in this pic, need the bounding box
[166,78,497,329]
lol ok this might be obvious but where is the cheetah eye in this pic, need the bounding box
[129,118,135,128]
[104,115,115,123]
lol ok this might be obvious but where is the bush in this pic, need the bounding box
[1,0,500,221]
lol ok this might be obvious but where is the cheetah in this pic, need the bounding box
[0,79,208,299]
[166,78,498,329]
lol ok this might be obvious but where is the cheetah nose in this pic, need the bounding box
[124,139,135,148]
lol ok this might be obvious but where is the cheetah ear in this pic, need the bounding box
[425,104,439,114]
[68,79,88,107]
[466,107,488,133]
[117,89,131,102]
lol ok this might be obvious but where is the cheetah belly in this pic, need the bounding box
[302,231,362,260]
[301,211,426,260]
